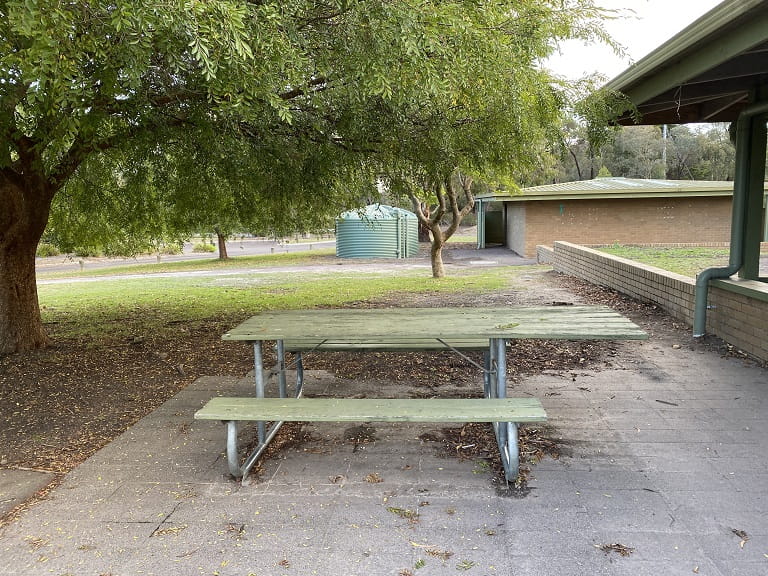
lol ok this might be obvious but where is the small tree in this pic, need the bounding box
[409,172,477,278]
[379,61,582,277]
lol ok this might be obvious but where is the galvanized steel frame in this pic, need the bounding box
[224,336,525,484]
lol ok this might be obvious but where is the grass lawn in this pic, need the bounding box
[596,245,734,277]
[38,261,519,344]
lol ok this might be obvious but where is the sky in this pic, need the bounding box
[545,0,724,81]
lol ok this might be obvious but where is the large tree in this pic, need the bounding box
[1,0,614,354]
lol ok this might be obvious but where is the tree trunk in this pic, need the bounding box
[430,237,446,278]
[417,202,431,242]
[0,241,48,354]
[409,172,475,279]
[569,147,583,180]
[215,229,229,260]
[0,177,54,354]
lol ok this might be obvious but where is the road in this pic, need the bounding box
[35,238,336,274]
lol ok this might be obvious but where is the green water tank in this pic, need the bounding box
[336,205,419,259]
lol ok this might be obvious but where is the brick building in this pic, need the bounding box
[475,178,766,258]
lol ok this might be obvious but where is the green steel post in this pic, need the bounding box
[740,116,767,279]
[694,100,768,336]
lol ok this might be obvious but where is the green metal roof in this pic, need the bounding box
[605,0,768,125]
[476,177,737,202]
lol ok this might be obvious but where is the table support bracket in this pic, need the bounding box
[225,419,291,482]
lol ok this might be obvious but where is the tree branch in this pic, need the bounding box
[279,77,329,101]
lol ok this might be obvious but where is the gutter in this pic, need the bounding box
[693,100,768,337]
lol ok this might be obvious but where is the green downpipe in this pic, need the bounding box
[693,101,768,336]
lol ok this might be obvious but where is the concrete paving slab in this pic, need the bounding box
[1,313,768,575]
[0,468,55,517]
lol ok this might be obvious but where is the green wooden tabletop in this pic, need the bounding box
[222,306,648,342]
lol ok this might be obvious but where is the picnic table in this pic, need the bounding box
[195,306,647,483]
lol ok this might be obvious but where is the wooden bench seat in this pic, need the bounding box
[195,397,546,423]
[195,397,547,482]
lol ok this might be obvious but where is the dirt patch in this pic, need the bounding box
[0,321,254,474]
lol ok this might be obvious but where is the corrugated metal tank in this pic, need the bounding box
[336,205,419,259]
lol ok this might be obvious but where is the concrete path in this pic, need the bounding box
[1,307,767,575]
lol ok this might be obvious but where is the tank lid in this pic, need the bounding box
[338,204,415,220]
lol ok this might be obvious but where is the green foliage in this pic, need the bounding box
[73,247,104,258]
[35,242,60,258]
[573,85,636,153]
[4,0,619,240]
[600,125,666,179]
[597,165,613,177]
[665,124,736,181]
[159,243,183,256]
[358,3,620,272]
[15,1,615,256]
[192,242,216,253]
[558,122,737,182]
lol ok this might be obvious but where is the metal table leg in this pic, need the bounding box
[499,422,519,480]
[226,421,241,477]
[295,351,304,397]
[276,340,287,398]
[490,337,518,482]
[253,341,266,444]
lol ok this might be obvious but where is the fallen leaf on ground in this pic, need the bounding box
[731,528,749,548]
[596,543,634,557]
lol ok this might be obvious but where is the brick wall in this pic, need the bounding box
[511,196,732,257]
[551,241,768,363]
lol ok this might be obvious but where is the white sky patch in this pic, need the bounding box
[545,0,723,81]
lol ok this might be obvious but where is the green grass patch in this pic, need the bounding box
[39,266,522,343]
[597,245,732,277]
[447,234,476,243]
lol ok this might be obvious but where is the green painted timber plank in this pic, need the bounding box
[283,338,491,351]
[222,306,648,342]
[195,397,547,423]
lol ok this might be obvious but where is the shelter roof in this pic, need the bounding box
[476,178,737,202]
[605,0,768,125]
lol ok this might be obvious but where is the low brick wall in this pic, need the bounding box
[536,245,554,264]
[550,241,768,363]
